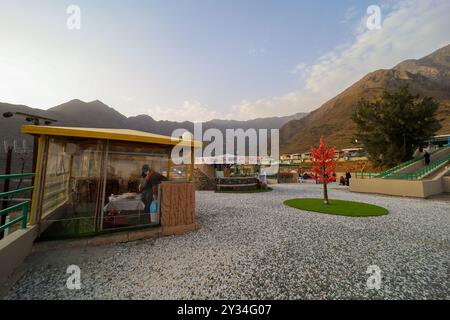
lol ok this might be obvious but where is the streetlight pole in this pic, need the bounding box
[2,112,57,179]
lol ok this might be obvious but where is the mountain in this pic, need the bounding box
[5,44,449,158]
[280,44,450,154]
[48,99,128,128]
[0,99,307,152]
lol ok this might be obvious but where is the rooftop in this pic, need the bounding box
[21,125,202,147]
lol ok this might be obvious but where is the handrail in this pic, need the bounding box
[355,172,379,179]
[414,155,448,179]
[0,201,29,231]
[387,154,450,180]
[378,146,449,178]
[378,158,419,178]
[0,173,35,180]
[0,186,34,199]
[0,173,34,234]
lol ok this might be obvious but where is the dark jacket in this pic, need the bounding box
[143,171,159,191]
[424,152,431,164]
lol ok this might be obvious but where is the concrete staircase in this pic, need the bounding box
[383,147,450,179]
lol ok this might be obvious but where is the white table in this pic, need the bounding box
[103,197,145,212]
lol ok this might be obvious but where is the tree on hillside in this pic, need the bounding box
[311,136,336,205]
[351,85,441,167]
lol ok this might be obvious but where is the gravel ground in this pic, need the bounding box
[4,184,450,299]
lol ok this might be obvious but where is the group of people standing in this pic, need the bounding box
[339,172,352,186]
[311,171,351,186]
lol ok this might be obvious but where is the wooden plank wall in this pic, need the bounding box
[160,181,195,227]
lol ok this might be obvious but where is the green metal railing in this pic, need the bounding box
[363,146,450,179]
[0,173,35,233]
[386,154,450,180]
[382,146,448,177]
[377,157,420,178]
[354,172,379,179]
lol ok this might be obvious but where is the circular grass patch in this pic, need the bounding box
[283,198,388,217]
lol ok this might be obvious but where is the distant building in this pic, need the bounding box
[282,148,369,163]
[280,153,303,164]
[340,148,368,161]
[428,133,450,147]
[300,152,312,161]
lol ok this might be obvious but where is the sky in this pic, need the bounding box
[0,0,449,122]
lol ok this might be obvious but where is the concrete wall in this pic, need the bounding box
[350,175,449,198]
[443,177,450,192]
[422,179,444,198]
[0,226,38,295]
[350,152,450,198]
[350,178,426,197]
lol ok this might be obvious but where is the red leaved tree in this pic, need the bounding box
[311,136,336,204]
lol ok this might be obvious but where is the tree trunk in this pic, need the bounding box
[323,182,329,205]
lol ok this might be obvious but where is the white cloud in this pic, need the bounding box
[290,63,307,74]
[248,47,266,55]
[230,0,450,120]
[340,6,359,24]
[147,101,225,123]
[120,95,134,102]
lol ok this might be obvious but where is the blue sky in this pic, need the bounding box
[0,0,449,121]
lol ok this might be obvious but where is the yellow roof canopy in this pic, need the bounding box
[21,125,202,147]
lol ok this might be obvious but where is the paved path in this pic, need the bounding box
[4,184,450,299]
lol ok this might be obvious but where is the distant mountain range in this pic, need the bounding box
[280,44,450,153]
[0,99,306,151]
[2,44,449,157]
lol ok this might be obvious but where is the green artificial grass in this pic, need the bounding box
[215,187,273,194]
[283,198,388,217]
